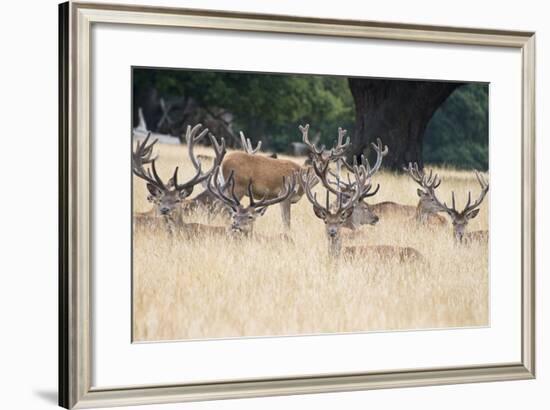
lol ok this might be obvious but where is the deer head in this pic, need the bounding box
[132,133,197,216]
[132,124,225,217]
[429,170,489,242]
[301,165,370,257]
[403,162,444,223]
[208,167,296,237]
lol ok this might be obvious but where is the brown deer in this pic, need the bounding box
[325,161,447,227]
[402,162,448,226]
[429,170,489,244]
[132,124,226,231]
[301,167,424,263]
[207,167,296,241]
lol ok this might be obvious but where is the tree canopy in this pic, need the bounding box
[133,68,488,170]
[423,83,489,170]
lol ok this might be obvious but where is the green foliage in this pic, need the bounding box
[133,69,488,169]
[424,83,489,170]
[133,69,354,152]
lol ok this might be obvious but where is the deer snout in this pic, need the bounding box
[327,226,338,237]
[160,207,170,215]
[370,215,379,225]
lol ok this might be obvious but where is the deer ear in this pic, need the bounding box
[256,207,267,217]
[178,187,193,199]
[417,188,426,198]
[466,208,480,220]
[313,206,326,220]
[146,183,162,198]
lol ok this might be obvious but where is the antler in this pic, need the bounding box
[132,133,166,190]
[332,127,351,159]
[208,131,226,167]
[329,164,369,214]
[301,165,368,215]
[462,170,490,214]
[299,124,322,155]
[403,162,441,193]
[133,126,223,197]
[428,170,489,217]
[239,131,262,154]
[132,132,158,171]
[336,164,371,208]
[185,124,227,178]
[341,138,388,180]
[336,170,380,200]
[247,174,297,209]
[299,124,351,162]
[300,168,328,211]
[207,167,241,211]
[315,160,380,202]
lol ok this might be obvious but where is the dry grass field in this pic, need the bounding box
[132,143,489,342]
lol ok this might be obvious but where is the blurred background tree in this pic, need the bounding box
[423,83,489,170]
[133,68,488,170]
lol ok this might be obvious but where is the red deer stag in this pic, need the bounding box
[429,170,489,244]
[207,167,296,241]
[132,125,225,231]
[314,137,389,230]
[301,167,424,263]
[402,162,448,226]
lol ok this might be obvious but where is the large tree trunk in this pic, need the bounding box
[348,79,461,171]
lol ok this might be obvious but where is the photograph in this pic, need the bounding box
[131,68,490,342]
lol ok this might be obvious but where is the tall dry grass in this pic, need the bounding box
[133,144,489,342]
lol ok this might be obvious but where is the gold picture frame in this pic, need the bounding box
[59,1,536,408]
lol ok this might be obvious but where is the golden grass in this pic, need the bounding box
[133,144,489,342]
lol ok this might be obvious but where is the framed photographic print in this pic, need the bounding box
[59,1,536,408]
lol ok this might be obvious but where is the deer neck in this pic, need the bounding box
[453,225,464,244]
[162,214,177,236]
[415,200,428,224]
[343,209,360,230]
[173,206,185,225]
[328,234,342,258]
[163,207,185,233]
[246,225,254,237]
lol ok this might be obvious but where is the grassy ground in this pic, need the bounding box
[133,143,489,342]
